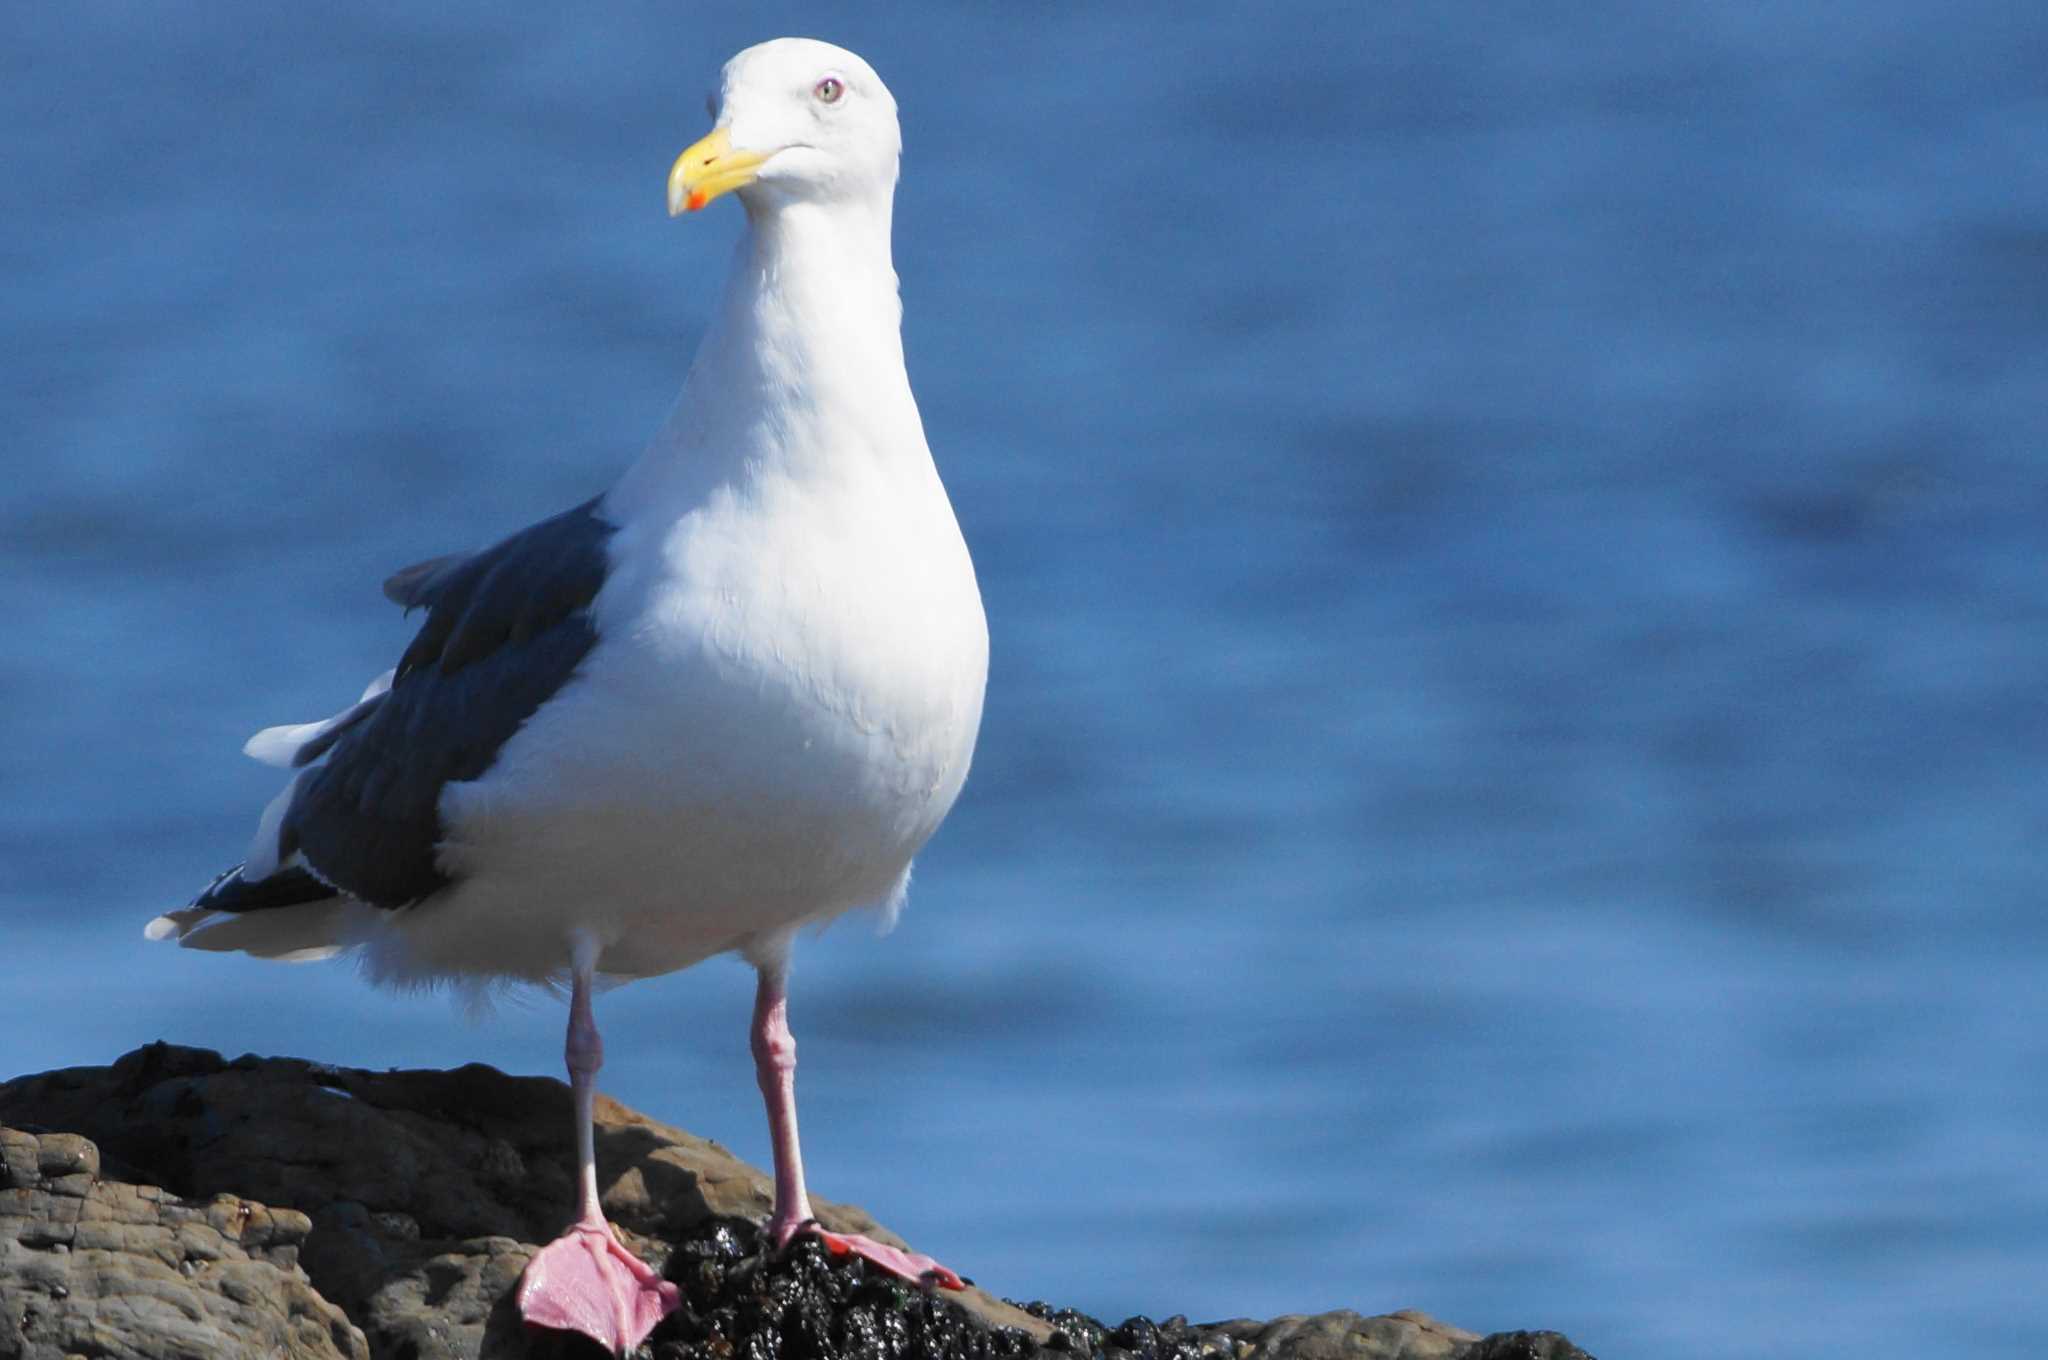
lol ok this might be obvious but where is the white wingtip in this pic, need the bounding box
[146,905,216,943]
[242,670,395,768]
[244,720,332,768]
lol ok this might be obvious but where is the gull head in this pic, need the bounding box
[669,38,901,218]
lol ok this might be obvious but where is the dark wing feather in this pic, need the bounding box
[192,862,335,914]
[382,552,472,609]
[264,497,616,909]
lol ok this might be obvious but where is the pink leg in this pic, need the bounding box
[517,939,681,1353]
[752,964,965,1290]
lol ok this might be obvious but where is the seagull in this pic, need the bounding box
[147,37,988,1354]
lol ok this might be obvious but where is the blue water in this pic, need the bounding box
[5,3,2046,1355]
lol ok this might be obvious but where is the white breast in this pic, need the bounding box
[407,453,988,983]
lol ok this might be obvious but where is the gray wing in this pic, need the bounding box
[268,496,617,908]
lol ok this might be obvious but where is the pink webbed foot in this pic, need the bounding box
[517,1218,682,1354]
[777,1218,966,1290]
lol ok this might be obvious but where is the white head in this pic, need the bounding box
[668,39,901,219]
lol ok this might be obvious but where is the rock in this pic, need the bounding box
[1455,1334,1595,1360]
[1205,1310,1482,1360]
[0,1047,1595,1359]
[0,1125,367,1359]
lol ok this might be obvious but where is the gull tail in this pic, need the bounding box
[146,863,366,963]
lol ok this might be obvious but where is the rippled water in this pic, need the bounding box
[5,4,2046,1356]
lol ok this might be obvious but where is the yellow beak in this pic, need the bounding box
[668,127,774,215]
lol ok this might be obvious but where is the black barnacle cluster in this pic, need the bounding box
[589,1219,1225,1360]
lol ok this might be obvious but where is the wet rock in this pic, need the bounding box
[0,1046,1595,1359]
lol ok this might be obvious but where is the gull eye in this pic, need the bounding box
[813,76,845,105]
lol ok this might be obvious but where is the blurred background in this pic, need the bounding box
[5,3,2046,1355]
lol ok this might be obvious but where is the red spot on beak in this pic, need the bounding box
[686,189,709,212]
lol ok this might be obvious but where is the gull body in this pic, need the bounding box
[150,37,987,1351]
[400,172,984,984]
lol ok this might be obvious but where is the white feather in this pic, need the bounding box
[243,720,332,769]
[242,669,396,768]
[144,906,208,942]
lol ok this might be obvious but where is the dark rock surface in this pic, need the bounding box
[0,1046,1595,1360]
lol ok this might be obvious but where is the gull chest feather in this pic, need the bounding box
[641,468,986,820]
